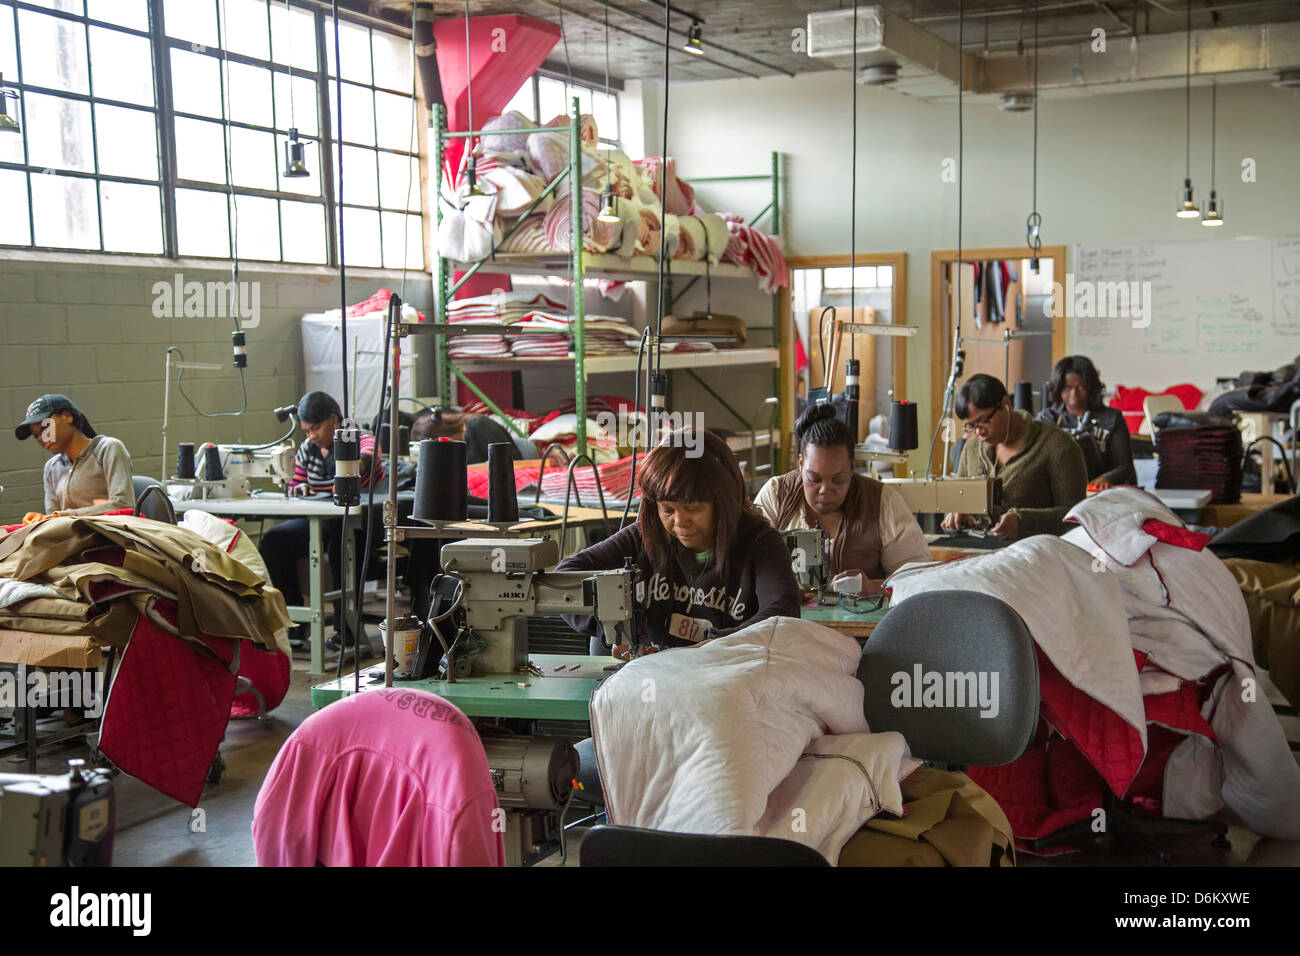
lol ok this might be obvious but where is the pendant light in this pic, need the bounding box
[1176,1,1199,219]
[1202,82,1224,226]
[596,2,619,223]
[1025,0,1042,272]
[281,0,309,177]
[682,21,703,56]
[0,74,20,134]
[463,0,485,197]
[844,0,860,439]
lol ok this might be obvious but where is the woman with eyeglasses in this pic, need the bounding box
[1037,355,1137,491]
[942,373,1088,539]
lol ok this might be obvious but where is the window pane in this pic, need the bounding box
[325,17,371,84]
[225,60,272,127]
[592,90,617,141]
[220,0,269,60]
[277,133,320,196]
[373,90,414,151]
[19,10,89,94]
[273,71,317,136]
[329,81,374,146]
[270,1,315,70]
[229,125,276,190]
[95,104,158,178]
[0,4,18,77]
[378,150,419,212]
[170,49,222,117]
[371,29,410,93]
[0,100,21,162]
[855,266,876,287]
[90,26,154,106]
[339,206,380,266]
[24,0,82,13]
[333,144,377,206]
[101,180,161,252]
[175,116,227,183]
[537,76,565,123]
[31,172,98,248]
[280,199,325,263]
[876,265,893,288]
[502,80,534,122]
[233,192,278,260]
[164,0,217,49]
[25,92,94,172]
[0,169,30,244]
[176,187,229,256]
[87,0,148,31]
[381,211,421,270]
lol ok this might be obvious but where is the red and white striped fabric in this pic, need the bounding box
[537,452,638,502]
[722,215,789,294]
[635,156,696,216]
[498,214,550,254]
[543,188,620,253]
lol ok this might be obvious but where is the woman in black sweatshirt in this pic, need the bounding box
[557,427,802,658]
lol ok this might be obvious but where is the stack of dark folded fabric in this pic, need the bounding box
[1153,411,1243,503]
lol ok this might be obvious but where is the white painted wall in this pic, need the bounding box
[653,70,1300,447]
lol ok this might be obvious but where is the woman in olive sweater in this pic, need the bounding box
[557,427,802,658]
[943,374,1088,539]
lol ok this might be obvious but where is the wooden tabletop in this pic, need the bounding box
[1201,492,1291,527]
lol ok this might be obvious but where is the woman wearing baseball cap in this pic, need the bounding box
[15,394,134,516]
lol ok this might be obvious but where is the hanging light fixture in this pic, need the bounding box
[283,127,309,177]
[682,21,703,56]
[463,0,485,197]
[1202,82,1224,226]
[280,1,309,178]
[1025,0,1043,272]
[0,74,21,134]
[596,3,618,223]
[1176,0,1200,219]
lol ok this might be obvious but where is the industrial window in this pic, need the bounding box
[502,71,621,150]
[0,0,422,267]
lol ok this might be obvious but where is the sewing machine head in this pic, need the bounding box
[882,476,1003,517]
[438,538,639,677]
[784,528,828,593]
[219,442,297,497]
[0,759,114,867]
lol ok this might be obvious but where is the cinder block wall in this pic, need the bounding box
[0,256,431,520]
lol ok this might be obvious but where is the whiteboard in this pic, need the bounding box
[1071,236,1300,396]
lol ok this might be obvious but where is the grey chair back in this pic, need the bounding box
[858,590,1038,766]
[132,476,175,523]
[579,825,829,867]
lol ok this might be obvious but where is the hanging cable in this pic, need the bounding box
[850,0,857,364]
[1026,0,1041,270]
[653,0,671,375]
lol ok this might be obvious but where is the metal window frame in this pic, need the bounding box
[0,0,422,267]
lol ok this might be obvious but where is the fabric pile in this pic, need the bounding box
[443,288,640,360]
[885,487,1300,845]
[0,513,291,806]
[440,109,788,293]
[1154,418,1244,503]
[590,616,922,865]
[444,290,566,360]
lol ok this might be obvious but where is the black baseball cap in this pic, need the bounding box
[16,394,80,440]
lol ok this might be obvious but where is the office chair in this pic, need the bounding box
[132,476,176,523]
[579,825,830,867]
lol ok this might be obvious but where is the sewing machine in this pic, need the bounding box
[883,476,1003,518]
[783,527,837,606]
[436,538,640,678]
[0,759,114,866]
[169,441,297,500]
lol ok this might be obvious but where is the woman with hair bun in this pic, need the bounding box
[753,403,930,596]
[556,427,801,660]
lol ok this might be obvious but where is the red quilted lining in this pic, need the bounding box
[1141,519,1212,552]
[231,643,291,718]
[98,608,237,808]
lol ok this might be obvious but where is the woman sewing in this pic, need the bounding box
[557,428,802,659]
[754,403,930,595]
[15,393,134,516]
[943,374,1088,539]
[412,407,522,464]
[1037,355,1137,490]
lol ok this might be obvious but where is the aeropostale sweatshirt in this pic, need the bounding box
[557,513,803,649]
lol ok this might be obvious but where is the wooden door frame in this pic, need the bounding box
[779,252,908,472]
[928,245,1066,423]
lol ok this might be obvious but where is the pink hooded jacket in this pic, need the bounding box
[253,689,506,866]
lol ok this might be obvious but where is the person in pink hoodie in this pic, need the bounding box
[252,689,506,866]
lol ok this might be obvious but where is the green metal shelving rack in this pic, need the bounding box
[431,96,783,461]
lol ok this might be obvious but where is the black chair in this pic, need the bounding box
[132,476,175,523]
[579,825,829,867]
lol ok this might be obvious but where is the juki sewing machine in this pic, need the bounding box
[883,476,1003,519]
[784,527,836,606]
[168,441,297,500]
[430,537,641,678]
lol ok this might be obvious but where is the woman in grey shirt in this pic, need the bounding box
[15,394,134,516]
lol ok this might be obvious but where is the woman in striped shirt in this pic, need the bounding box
[260,391,384,652]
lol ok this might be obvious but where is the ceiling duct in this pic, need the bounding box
[998,91,1034,111]
[806,6,983,98]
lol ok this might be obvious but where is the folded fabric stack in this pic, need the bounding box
[1154,424,1243,503]
[506,312,639,358]
[444,290,567,360]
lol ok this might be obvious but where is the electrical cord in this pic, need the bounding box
[621,327,651,530]
[165,346,248,418]
[1244,437,1296,494]
[652,0,672,374]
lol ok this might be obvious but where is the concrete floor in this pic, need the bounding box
[9,613,1300,868]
